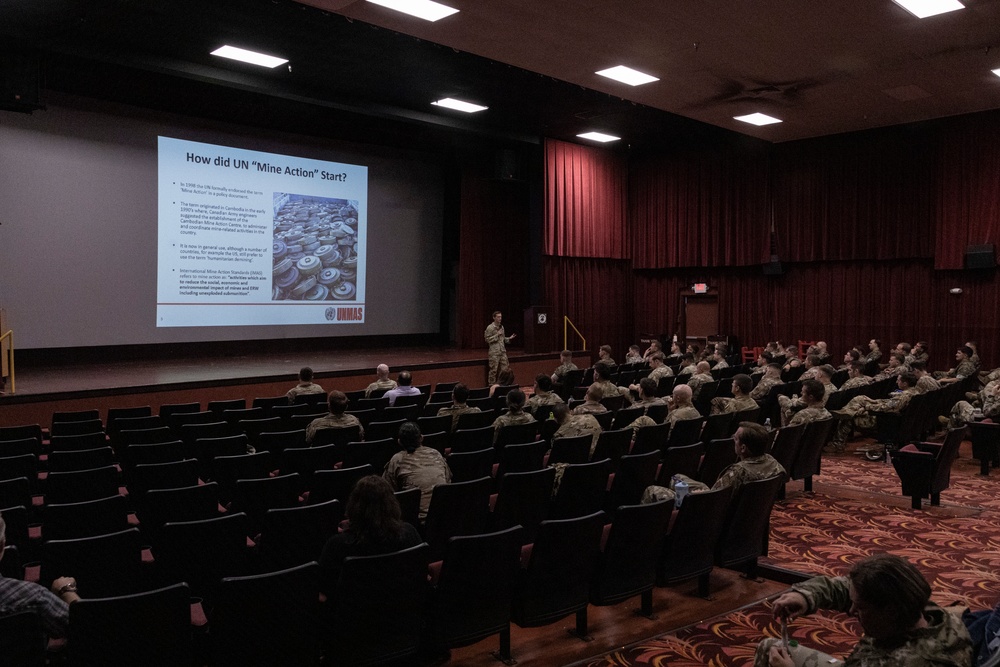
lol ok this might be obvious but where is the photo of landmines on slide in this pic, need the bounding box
[271,194,360,302]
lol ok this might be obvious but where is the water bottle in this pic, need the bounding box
[672,475,689,507]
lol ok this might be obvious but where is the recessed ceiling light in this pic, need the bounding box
[210,45,288,68]
[734,113,783,126]
[431,98,488,113]
[595,65,659,87]
[892,0,964,18]
[366,0,459,21]
[577,132,621,143]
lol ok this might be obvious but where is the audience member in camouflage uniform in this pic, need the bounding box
[551,349,579,391]
[484,311,515,385]
[908,360,940,394]
[906,341,930,367]
[286,366,326,404]
[642,339,662,362]
[685,361,715,401]
[874,351,907,381]
[527,374,564,416]
[864,338,883,366]
[755,553,972,667]
[936,346,977,384]
[631,377,666,413]
[592,364,622,401]
[364,364,397,398]
[665,384,702,427]
[572,384,609,415]
[677,353,698,375]
[629,353,673,398]
[436,383,480,432]
[551,403,602,457]
[752,351,775,376]
[945,380,1000,428]
[491,389,535,444]
[711,348,730,370]
[787,380,833,428]
[711,374,758,415]
[382,421,452,519]
[306,390,365,443]
[839,361,874,392]
[828,373,919,452]
[624,345,643,364]
[642,421,784,502]
[780,365,835,425]
[595,344,617,371]
[751,363,784,402]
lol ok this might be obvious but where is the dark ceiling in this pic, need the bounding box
[3,0,1000,152]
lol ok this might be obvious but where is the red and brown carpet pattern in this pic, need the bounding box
[576,444,1000,666]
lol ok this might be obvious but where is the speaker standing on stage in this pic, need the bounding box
[484,311,515,384]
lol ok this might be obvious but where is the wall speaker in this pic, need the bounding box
[0,53,43,114]
[965,244,996,270]
[493,149,522,181]
[762,260,783,276]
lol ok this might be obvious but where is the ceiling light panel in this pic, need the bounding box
[734,113,783,126]
[210,45,288,68]
[431,98,488,113]
[993,68,1000,78]
[577,131,621,143]
[892,0,964,18]
[366,0,459,22]
[595,65,659,86]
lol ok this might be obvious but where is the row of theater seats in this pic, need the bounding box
[0,400,790,664]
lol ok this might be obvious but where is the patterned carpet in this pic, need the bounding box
[575,441,1000,666]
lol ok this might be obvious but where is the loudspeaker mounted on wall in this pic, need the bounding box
[493,149,522,181]
[965,244,996,270]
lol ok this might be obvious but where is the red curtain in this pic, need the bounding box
[544,139,628,259]
[934,111,1000,269]
[770,129,936,263]
[456,170,530,349]
[629,147,771,268]
[542,257,634,358]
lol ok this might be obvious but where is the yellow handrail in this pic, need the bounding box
[0,329,13,394]
[563,316,586,352]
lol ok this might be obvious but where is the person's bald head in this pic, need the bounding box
[673,384,693,405]
[696,361,711,374]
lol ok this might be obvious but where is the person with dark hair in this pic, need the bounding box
[0,513,80,639]
[625,344,643,364]
[752,351,775,376]
[875,351,907,380]
[711,374,757,415]
[798,355,824,381]
[364,364,397,398]
[937,346,977,385]
[677,353,698,376]
[527,374,564,415]
[840,348,862,371]
[318,476,422,594]
[437,383,481,432]
[829,373,920,452]
[839,361,874,391]
[306,390,364,443]
[751,363,784,402]
[642,339,662,362]
[484,311,515,385]
[632,377,666,412]
[711,347,730,370]
[383,422,451,519]
[551,349,579,386]
[491,389,535,443]
[592,364,623,399]
[908,341,930,366]
[551,402,602,456]
[864,338,883,365]
[909,360,940,394]
[286,366,325,404]
[755,553,971,667]
[384,370,420,406]
[787,379,832,428]
[595,344,616,370]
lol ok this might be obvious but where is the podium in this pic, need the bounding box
[522,306,554,353]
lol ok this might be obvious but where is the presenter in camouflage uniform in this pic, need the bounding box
[484,311,515,385]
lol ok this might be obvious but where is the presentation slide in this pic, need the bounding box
[157,137,368,327]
